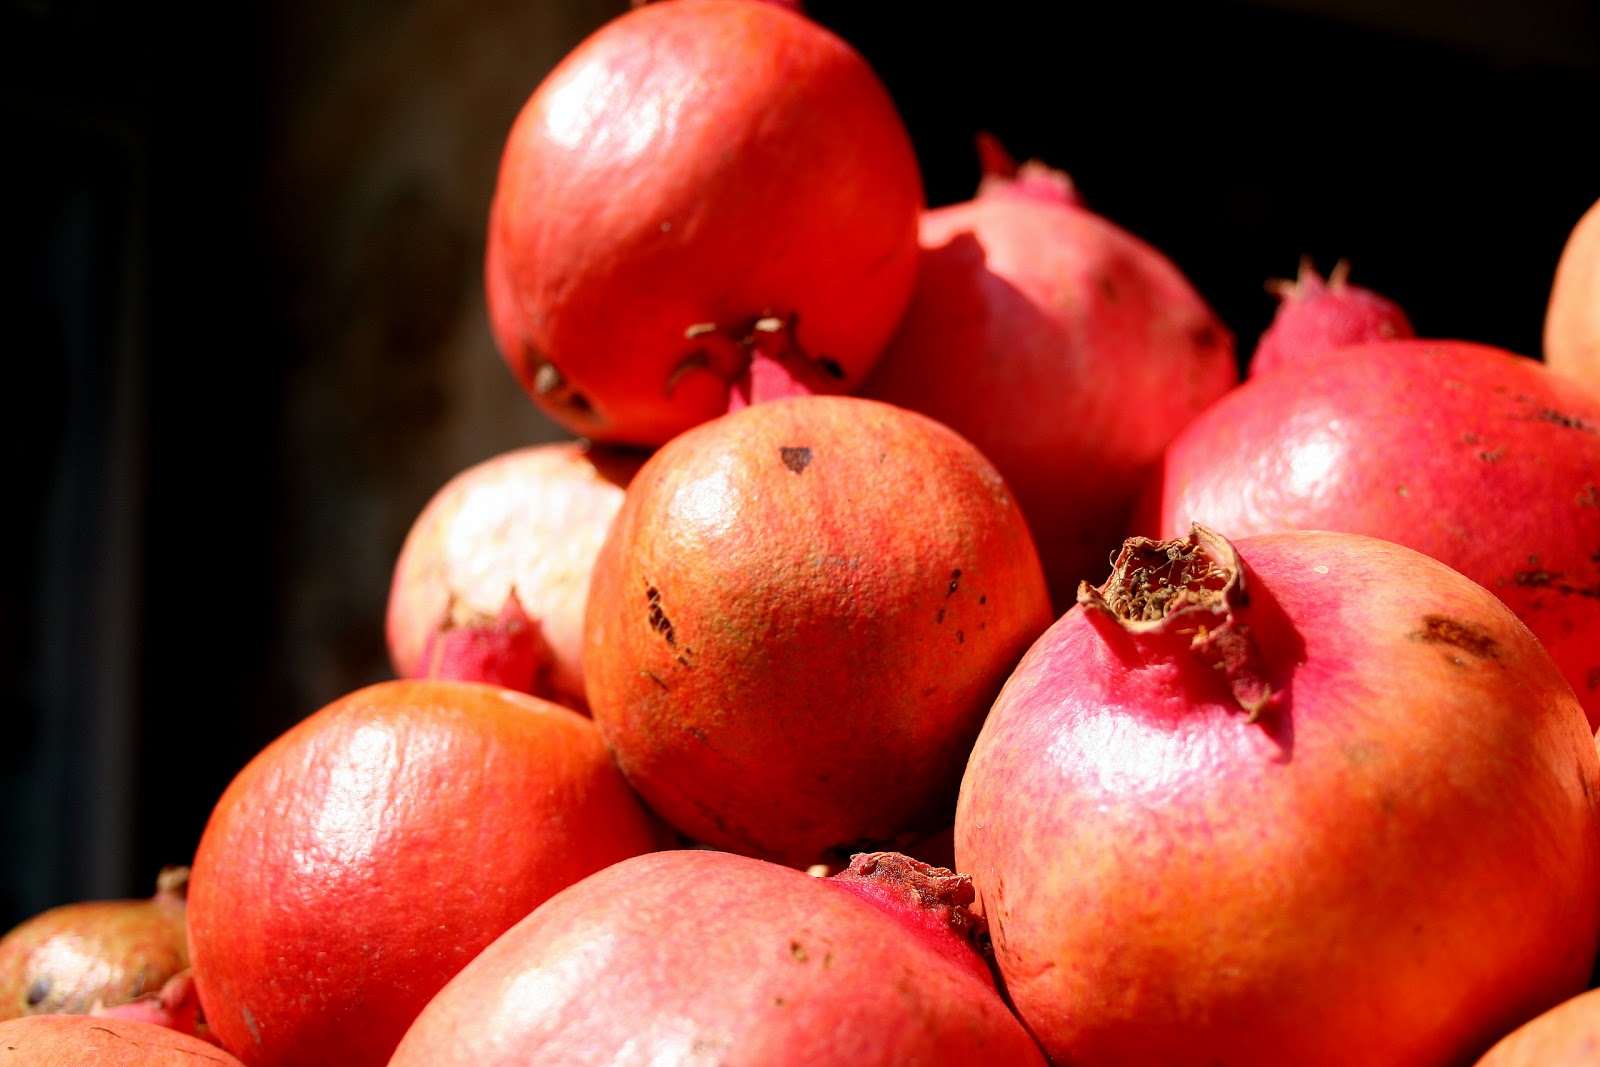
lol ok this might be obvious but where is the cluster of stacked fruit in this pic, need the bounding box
[5,1,1600,1064]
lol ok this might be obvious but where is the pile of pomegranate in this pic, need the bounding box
[6,1,1600,1064]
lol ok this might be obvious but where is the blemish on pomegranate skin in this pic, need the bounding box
[1515,569,1560,589]
[779,446,812,473]
[1527,408,1598,433]
[1588,667,1600,690]
[242,1005,262,1045]
[1578,484,1599,507]
[1409,614,1500,661]
[789,940,810,963]
[645,585,677,647]
[947,569,962,596]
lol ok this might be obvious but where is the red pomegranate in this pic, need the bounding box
[1136,338,1600,725]
[385,441,645,711]
[487,0,923,445]
[956,526,1600,1067]
[1248,256,1415,377]
[860,140,1236,609]
[0,867,189,1020]
[186,679,669,1067]
[1545,195,1600,396]
[388,850,1049,1066]
[0,1014,245,1066]
[584,394,1053,868]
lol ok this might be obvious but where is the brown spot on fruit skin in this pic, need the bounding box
[779,446,812,473]
[1410,614,1500,661]
[1529,408,1598,433]
[645,586,676,647]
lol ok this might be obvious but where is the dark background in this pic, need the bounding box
[3,0,1597,927]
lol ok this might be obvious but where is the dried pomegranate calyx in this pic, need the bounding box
[830,852,987,948]
[1079,524,1276,720]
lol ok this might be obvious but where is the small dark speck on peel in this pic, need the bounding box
[780,446,812,473]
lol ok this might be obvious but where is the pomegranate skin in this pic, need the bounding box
[861,166,1236,609]
[956,528,1600,1067]
[488,0,922,445]
[186,679,669,1067]
[584,395,1053,868]
[1545,195,1600,395]
[385,441,644,711]
[387,850,1049,1067]
[0,1014,246,1066]
[0,867,189,1020]
[1137,338,1600,726]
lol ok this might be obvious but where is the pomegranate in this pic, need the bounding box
[89,970,212,1043]
[584,394,1052,869]
[0,866,189,1020]
[955,526,1600,1067]
[1248,256,1415,377]
[385,441,645,711]
[388,850,1049,1066]
[1473,986,1600,1065]
[186,679,669,1067]
[1545,195,1600,395]
[487,0,922,445]
[859,138,1236,609]
[0,1014,245,1066]
[1136,338,1600,726]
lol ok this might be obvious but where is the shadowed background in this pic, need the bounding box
[2,0,1597,926]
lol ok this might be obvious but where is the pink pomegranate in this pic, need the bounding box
[956,526,1600,1067]
[488,0,923,445]
[388,850,1048,1066]
[1248,257,1415,377]
[1136,338,1600,726]
[860,139,1236,609]
[386,441,644,711]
